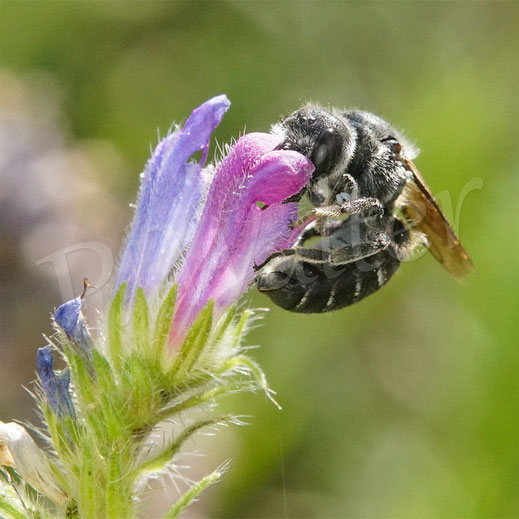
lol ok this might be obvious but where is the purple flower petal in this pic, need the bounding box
[54,296,92,353]
[115,95,231,302]
[36,346,75,419]
[170,133,314,343]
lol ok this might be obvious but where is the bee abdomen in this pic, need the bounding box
[257,251,400,314]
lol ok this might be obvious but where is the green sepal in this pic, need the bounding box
[90,349,127,440]
[106,444,134,519]
[0,498,27,519]
[136,416,228,476]
[151,284,177,361]
[66,346,96,410]
[164,466,225,518]
[91,349,113,391]
[98,390,124,441]
[157,382,249,422]
[169,300,214,383]
[108,283,126,373]
[210,304,237,346]
[78,440,96,519]
[217,355,280,409]
[42,403,73,465]
[231,308,253,350]
[123,354,156,428]
[48,459,73,500]
[133,288,150,355]
[0,474,27,519]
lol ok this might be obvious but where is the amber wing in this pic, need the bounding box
[400,158,473,279]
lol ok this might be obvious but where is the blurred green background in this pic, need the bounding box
[1,1,518,518]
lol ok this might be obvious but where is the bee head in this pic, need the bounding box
[272,105,355,184]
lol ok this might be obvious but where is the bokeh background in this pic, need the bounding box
[1,2,518,518]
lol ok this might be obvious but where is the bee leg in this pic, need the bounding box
[253,251,284,271]
[255,227,387,272]
[328,232,391,265]
[255,217,347,271]
[295,222,320,245]
[307,184,327,206]
[292,196,384,228]
[286,183,327,205]
[343,197,384,218]
[296,218,344,246]
[333,173,359,200]
[254,246,328,272]
[285,231,390,266]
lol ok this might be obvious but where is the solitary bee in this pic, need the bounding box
[255,106,472,313]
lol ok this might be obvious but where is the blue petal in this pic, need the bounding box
[115,95,230,303]
[54,297,92,353]
[36,346,75,419]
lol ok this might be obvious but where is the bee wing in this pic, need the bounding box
[400,158,473,279]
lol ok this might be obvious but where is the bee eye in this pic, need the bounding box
[311,128,340,179]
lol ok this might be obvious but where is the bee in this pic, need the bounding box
[255,106,472,313]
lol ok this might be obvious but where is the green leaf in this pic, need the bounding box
[108,283,126,373]
[151,284,177,360]
[164,466,225,518]
[133,288,150,354]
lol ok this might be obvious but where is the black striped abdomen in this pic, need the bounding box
[257,248,401,313]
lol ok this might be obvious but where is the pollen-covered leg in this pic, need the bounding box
[256,229,391,275]
[288,231,390,266]
[291,196,384,228]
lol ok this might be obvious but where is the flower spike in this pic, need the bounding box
[3,96,315,518]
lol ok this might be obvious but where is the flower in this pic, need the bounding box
[36,345,76,419]
[114,95,231,303]
[54,294,92,353]
[114,95,314,345]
